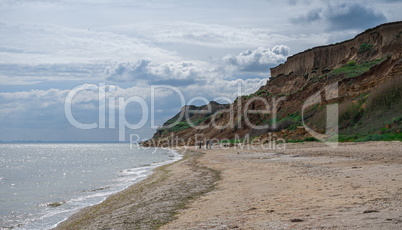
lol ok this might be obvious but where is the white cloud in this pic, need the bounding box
[104,58,227,87]
[223,46,290,73]
[0,21,179,65]
[104,59,152,82]
[112,22,291,49]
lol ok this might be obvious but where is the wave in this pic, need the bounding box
[14,148,183,230]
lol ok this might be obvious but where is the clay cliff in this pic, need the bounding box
[144,21,402,146]
[266,21,402,96]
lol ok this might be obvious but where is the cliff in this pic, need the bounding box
[151,101,230,140]
[265,21,402,95]
[144,21,402,146]
[271,22,402,77]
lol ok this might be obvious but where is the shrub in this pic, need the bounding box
[392,116,402,124]
[366,76,402,111]
[304,137,318,142]
[358,43,373,53]
[346,60,356,67]
[339,100,363,128]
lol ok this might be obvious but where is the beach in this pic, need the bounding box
[55,141,402,229]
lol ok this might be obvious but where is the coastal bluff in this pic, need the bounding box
[145,21,402,146]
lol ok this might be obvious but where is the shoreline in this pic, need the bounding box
[53,149,220,230]
[48,148,182,230]
[55,141,402,229]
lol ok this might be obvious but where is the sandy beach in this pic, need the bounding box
[55,141,402,230]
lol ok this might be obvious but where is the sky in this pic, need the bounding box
[0,0,401,142]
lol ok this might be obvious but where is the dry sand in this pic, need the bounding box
[56,141,402,230]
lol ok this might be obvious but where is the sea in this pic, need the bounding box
[0,143,181,230]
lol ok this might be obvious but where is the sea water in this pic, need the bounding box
[0,143,181,230]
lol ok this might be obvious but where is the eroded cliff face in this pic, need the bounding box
[271,21,402,77]
[145,22,402,146]
[266,21,402,95]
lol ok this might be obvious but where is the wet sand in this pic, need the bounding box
[56,141,402,230]
[54,151,220,230]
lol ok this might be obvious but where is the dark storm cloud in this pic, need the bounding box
[291,3,388,31]
[326,4,387,31]
[290,8,322,23]
[381,0,402,3]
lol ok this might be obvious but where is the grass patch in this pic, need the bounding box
[329,58,384,79]
[234,95,253,102]
[254,90,270,97]
[219,139,243,144]
[169,121,191,132]
[285,139,304,143]
[276,111,302,130]
[162,115,212,134]
[339,133,402,142]
[355,133,402,142]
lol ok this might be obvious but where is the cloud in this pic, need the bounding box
[223,46,290,73]
[105,47,288,86]
[381,0,402,2]
[0,21,178,65]
[286,0,313,5]
[0,76,266,134]
[116,22,291,50]
[291,3,388,31]
[105,59,220,86]
[326,3,387,31]
[292,8,323,23]
[104,59,152,82]
[0,0,151,7]
[0,63,105,85]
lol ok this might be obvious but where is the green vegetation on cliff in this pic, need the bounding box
[329,58,384,79]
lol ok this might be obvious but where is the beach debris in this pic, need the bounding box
[363,209,380,214]
[47,201,66,208]
[290,218,304,222]
[385,218,402,223]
